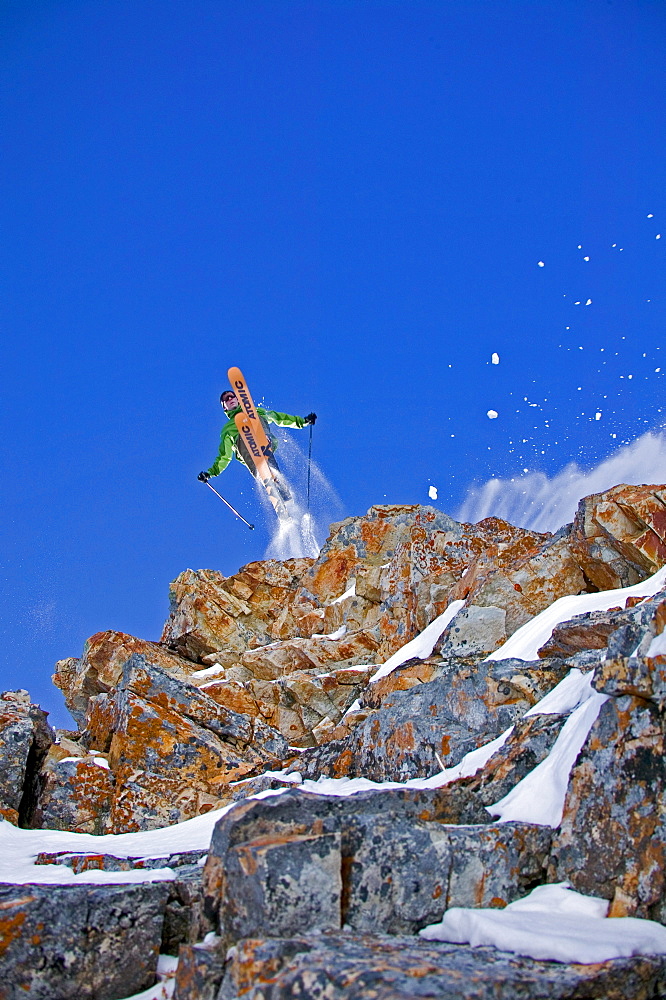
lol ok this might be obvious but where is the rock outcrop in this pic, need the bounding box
[3,482,666,999]
[213,932,666,1000]
[0,690,54,825]
[570,483,666,590]
[0,881,171,1000]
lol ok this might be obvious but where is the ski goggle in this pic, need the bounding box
[221,392,237,403]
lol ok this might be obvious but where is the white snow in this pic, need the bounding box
[0,804,235,885]
[537,260,545,267]
[311,625,347,640]
[116,955,178,1000]
[329,582,356,605]
[420,883,666,964]
[487,409,498,419]
[486,564,666,662]
[190,664,226,679]
[429,485,438,500]
[647,630,666,658]
[491,353,500,364]
[291,729,513,799]
[524,667,594,717]
[487,673,608,827]
[369,601,465,683]
[458,431,666,534]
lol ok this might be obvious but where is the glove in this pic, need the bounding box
[198,471,210,482]
[304,412,317,425]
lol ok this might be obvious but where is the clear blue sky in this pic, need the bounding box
[1,0,664,727]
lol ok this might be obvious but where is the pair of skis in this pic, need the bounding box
[227,366,290,521]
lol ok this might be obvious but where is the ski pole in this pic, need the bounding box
[306,422,313,513]
[204,481,254,530]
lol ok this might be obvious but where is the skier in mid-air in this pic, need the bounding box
[198,389,316,501]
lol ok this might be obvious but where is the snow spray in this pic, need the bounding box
[457,430,666,533]
[256,430,346,560]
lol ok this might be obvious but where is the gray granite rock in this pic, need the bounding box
[217,932,666,1000]
[174,939,226,1000]
[344,818,550,934]
[0,880,169,1000]
[438,604,507,657]
[550,693,666,921]
[224,829,341,941]
[203,788,549,945]
[0,690,54,825]
[163,864,205,955]
[336,656,568,782]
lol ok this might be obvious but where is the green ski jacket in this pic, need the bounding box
[207,405,306,476]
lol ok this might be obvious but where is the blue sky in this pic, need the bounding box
[1,0,664,727]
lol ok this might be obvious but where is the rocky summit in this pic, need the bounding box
[2,483,666,999]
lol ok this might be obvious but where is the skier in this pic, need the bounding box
[198,389,316,500]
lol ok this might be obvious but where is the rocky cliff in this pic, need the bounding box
[1,482,666,999]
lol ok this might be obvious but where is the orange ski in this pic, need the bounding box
[229,367,288,519]
[227,367,273,457]
[234,411,272,483]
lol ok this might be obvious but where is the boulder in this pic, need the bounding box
[590,596,666,707]
[330,656,568,782]
[448,526,588,637]
[28,850,204,958]
[537,607,627,658]
[31,754,114,834]
[0,690,54,825]
[570,483,666,590]
[160,560,315,662]
[550,692,666,921]
[105,655,290,832]
[0,881,170,1000]
[218,932,666,1000]
[53,630,198,727]
[438,604,507,657]
[202,787,548,947]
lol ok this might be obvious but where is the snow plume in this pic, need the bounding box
[458,430,666,533]
[260,428,345,560]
